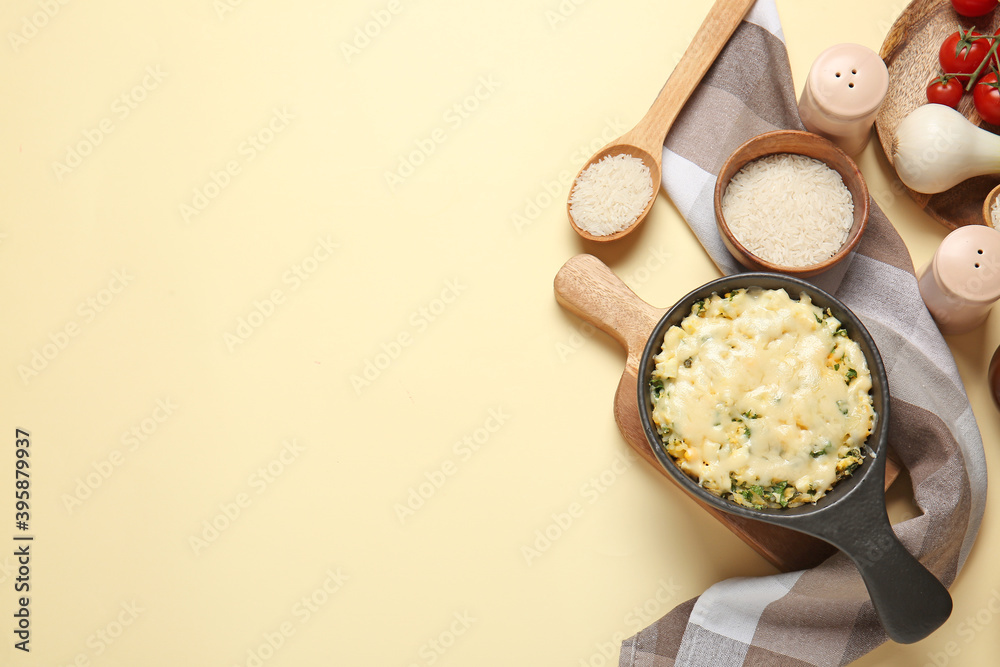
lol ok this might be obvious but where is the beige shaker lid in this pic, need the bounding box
[935,225,1000,304]
[806,44,889,120]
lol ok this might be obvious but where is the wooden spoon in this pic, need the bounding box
[568,0,757,242]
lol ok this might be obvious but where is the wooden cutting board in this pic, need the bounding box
[876,0,1000,229]
[554,253,900,572]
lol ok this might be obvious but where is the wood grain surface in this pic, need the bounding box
[877,0,1000,229]
[554,254,901,573]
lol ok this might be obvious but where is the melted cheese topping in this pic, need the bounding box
[649,288,874,509]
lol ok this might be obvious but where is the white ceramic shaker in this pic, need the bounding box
[918,225,1000,335]
[797,44,889,156]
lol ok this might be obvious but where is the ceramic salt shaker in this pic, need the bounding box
[798,44,889,156]
[918,225,1000,335]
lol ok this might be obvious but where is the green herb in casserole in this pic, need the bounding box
[649,288,874,509]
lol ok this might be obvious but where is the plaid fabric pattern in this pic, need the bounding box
[619,2,987,665]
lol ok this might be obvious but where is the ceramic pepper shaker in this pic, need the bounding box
[918,225,1000,335]
[798,44,889,156]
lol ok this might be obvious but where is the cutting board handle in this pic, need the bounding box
[554,254,665,364]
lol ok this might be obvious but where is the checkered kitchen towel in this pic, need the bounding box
[619,1,988,665]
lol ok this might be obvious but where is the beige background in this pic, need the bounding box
[1,0,997,665]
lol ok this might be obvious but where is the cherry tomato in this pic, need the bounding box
[974,70,1000,124]
[927,75,964,108]
[940,28,993,82]
[951,0,997,17]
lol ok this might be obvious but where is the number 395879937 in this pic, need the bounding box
[15,430,29,532]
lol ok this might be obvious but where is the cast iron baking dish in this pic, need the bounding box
[637,272,952,644]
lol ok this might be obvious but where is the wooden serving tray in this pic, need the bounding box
[555,254,900,572]
[877,0,1000,229]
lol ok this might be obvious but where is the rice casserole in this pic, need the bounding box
[648,287,875,509]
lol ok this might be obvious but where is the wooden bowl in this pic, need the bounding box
[984,183,1000,229]
[714,130,870,278]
